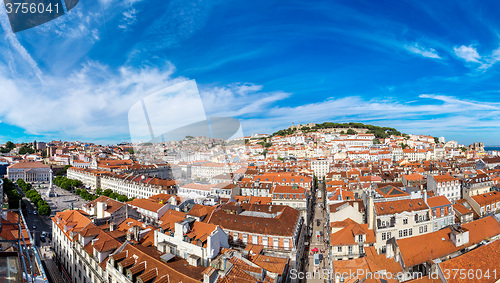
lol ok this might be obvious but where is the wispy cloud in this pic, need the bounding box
[404,43,441,59]
[454,45,481,63]
[118,8,138,30]
[234,93,500,144]
[0,7,43,82]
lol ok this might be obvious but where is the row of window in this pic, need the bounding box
[336,245,363,255]
[398,228,413,238]
[232,232,291,248]
[438,180,459,186]
[273,193,305,199]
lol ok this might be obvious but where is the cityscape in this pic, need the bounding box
[2,0,500,282]
[1,122,500,282]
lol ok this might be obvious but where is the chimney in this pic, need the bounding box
[367,191,374,230]
[423,190,428,204]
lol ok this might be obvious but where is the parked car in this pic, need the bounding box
[313,254,320,266]
[40,236,46,243]
[33,211,38,215]
[317,219,321,226]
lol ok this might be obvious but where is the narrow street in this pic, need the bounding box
[18,182,84,283]
[305,181,329,282]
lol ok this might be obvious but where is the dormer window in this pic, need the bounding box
[358,235,363,242]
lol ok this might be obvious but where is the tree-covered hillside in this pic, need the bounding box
[272,122,403,139]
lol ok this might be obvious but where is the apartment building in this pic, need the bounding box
[207,203,306,270]
[82,196,139,225]
[426,195,454,231]
[476,157,500,170]
[127,198,170,224]
[210,182,239,199]
[239,173,312,198]
[311,158,330,178]
[427,174,461,202]
[118,163,173,179]
[178,183,213,203]
[368,196,432,254]
[330,219,375,260]
[100,173,176,199]
[52,210,118,283]
[191,162,239,180]
[239,179,273,197]
[271,185,308,210]
[328,200,365,224]
[67,167,108,190]
[155,217,228,267]
[463,173,494,197]
[466,191,500,217]
[452,201,474,224]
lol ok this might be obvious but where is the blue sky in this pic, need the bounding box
[1,0,500,145]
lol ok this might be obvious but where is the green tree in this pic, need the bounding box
[18,144,35,155]
[346,129,357,135]
[128,148,135,154]
[117,195,129,202]
[2,178,21,209]
[37,200,46,208]
[96,187,103,195]
[31,195,42,207]
[38,205,51,216]
[5,141,15,150]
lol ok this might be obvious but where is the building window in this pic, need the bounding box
[382,233,386,240]
[403,218,408,225]
[284,239,290,249]
[399,230,402,238]
[262,237,268,246]
[338,246,342,252]
[273,238,279,248]
[233,232,238,242]
[348,246,353,255]
[358,235,363,242]
[252,235,258,245]
[408,228,412,236]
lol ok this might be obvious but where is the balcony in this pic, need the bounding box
[415,214,430,223]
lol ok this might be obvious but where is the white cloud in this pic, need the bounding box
[405,43,441,59]
[454,45,481,63]
[1,54,500,144]
[235,93,500,141]
[119,8,138,30]
[0,61,186,142]
[0,59,292,143]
